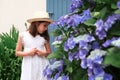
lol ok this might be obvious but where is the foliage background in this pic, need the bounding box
[0,26,21,80]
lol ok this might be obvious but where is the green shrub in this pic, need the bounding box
[0,26,22,80]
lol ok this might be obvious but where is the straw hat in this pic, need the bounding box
[27,11,53,23]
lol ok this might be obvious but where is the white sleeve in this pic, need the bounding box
[18,32,24,44]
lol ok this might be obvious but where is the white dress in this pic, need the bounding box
[19,31,48,80]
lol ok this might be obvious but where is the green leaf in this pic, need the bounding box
[108,22,120,36]
[114,9,120,14]
[47,49,65,59]
[99,7,107,19]
[70,67,87,80]
[51,29,62,36]
[93,0,117,4]
[111,3,117,9]
[92,7,107,19]
[91,12,100,18]
[104,48,120,68]
[66,66,73,73]
[84,18,96,26]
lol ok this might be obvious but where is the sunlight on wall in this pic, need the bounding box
[0,0,46,33]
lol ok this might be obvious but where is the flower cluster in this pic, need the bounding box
[52,9,91,29]
[82,49,112,80]
[44,0,120,80]
[43,60,69,80]
[70,0,83,12]
[95,14,120,40]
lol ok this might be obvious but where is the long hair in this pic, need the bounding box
[29,21,50,41]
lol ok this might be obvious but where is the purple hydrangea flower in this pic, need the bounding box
[113,14,120,20]
[103,73,113,80]
[80,9,92,23]
[54,72,61,79]
[111,38,120,48]
[91,41,100,49]
[95,29,106,40]
[102,39,112,48]
[81,59,87,69]
[117,1,120,9]
[54,35,63,41]
[88,75,95,80]
[95,19,107,40]
[95,19,104,30]
[72,14,82,26]
[61,75,69,80]
[104,16,116,31]
[79,40,88,49]
[64,42,69,52]
[73,34,95,43]
[74,51,80,60]
[87,68,93,76]
[64,37,76,52]
[87,59,94,69]
[66,14,81,27]
[93,66,104,75]
[68,52,75,62]
[70,0,83,12]
[43,65,52,77]
[79,49,88,59]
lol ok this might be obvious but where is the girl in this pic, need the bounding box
[16,11,53,80]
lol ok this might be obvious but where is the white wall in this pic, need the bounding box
[0,0,46,33]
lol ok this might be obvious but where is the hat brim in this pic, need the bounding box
[27,18,54,23]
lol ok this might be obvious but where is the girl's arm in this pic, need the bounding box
[15,36,36,57]
[37,41,51,56]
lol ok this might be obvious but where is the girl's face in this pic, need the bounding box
[37,22,49,34]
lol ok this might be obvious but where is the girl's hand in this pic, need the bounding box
[36,49,45,56]
[27,48,37,56]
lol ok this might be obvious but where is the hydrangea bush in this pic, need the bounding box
[44,0,120,80]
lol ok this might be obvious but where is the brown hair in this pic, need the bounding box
[29,21,50,41]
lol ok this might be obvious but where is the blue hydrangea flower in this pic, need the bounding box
[96,29,106,40]
[81,59,87,69]
[94,73,113,80]
[117,1,120,9]
[87,49,106,62]
[113,14,120,20]
[103,37,120,48]
[91,41,100,49]
[94,19,104,31]
[111,38,120,48]
[66,14,81,27]
[68,52,75,62]
[57,75,69,80]
[74,51,80,60]
[50,60,63,71]
[104,15,116,31]
[72,14,82,26]
[43,65,52,77]
[95,19,107,40]
[93,66,104,75]
[73,34,95,43]
[70,0,83,12]
[88,75,95,80]
[54,35,63,41]
[79,49,88,59]
[64,37,76,52]
[80,9,92,23]
[79,40,88,49]
[102,39,112,48]
[54,72,61,79]
[87,68,93,77]
[103,73,113,80]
